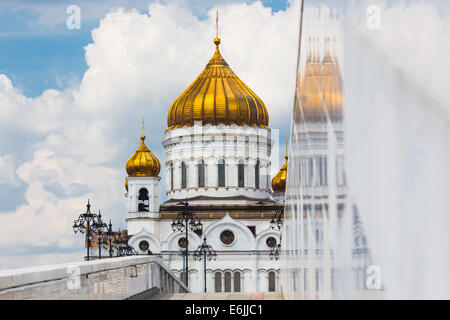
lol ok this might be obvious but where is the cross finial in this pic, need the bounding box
[214,11,221,47]
[216,10,219,39]
[140,116,146,143]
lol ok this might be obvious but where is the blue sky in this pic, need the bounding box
[0,0,290,97]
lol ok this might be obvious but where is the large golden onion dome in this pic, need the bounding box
[296,37,343,123]
[271,152,288,193]
[167,14,269,129]
[126,133,161,177]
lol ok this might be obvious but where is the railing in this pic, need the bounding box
[0,256,189,300]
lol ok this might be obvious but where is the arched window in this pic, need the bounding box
[181,161,187,189]
[138,188,149,212]
[255,160,260,189]
[198,159,205,187]
[224,272,232,292]
[218,159,225,187]
[268,271,276,292]
[234,272,241,292]
[238,161,245,187]
[214,273,222,292]
[169,162,174,191]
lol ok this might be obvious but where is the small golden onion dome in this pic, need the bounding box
[167,19,269,129]
[125,179,128,191]
[126,134,161,177]
[271,153,288,193]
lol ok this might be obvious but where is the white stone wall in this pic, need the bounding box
[0,256,189,299]
[128,214,282,293]
[162,124,273,203]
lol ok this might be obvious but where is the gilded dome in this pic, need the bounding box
[271,153,288,193]
[167,31,269,129]
[126,134,160,177]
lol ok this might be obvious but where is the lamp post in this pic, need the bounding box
[193,236,217,293]
[171,199,202,287]
[179,250,187,284]
[114,229,124,257]
[93,210,107,259]
[269,208,284,261]
[73,200,99,261]
[104,220,115,258]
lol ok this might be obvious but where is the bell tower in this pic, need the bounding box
[125,118,161,236]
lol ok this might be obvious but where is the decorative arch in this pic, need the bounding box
[128,228,161,254]
[255,227,281,250]
[163,229,202,251]
[204,213,256,250]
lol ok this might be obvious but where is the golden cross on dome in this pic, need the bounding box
[142,116,144,136]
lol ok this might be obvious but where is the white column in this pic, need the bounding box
[252,254,258,292]
[248,159,255,189]
[208,158,217,187]
[231,272,234,292]
[228,160,237,188]
[222,272,225,293]
[174,160,181,190]
[188,159,195,188]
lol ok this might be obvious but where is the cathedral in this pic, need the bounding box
[123,19,286,293]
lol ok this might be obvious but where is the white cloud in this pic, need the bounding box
[0,154,20,186]
[0,1,299,268]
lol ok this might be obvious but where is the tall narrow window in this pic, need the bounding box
[218,159,225,187]
[238,161,245,187]
[198,159,205,187]
[170,162,174,191]
[181,161,187,189]
[138,188,149,212]
[215,273,222,292]
[268,271,276,292]
[224,272,232,292]
[255,160,260,189]
[234,272,241,292]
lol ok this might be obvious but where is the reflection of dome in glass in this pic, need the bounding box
[167,31,269,129]
[296,37,343,123]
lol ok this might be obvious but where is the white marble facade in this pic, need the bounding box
[125,124,284,293]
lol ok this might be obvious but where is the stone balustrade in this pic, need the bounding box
[0,256,189,300]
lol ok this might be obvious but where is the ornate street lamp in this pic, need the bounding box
[171,199,202,287]
[104,220,115,258]
[73,200,99,261]
[270,209,283,231]
[193,236,217,293]
[270,208,284,260]
[93,210,107,259]
[113,229,124,257]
